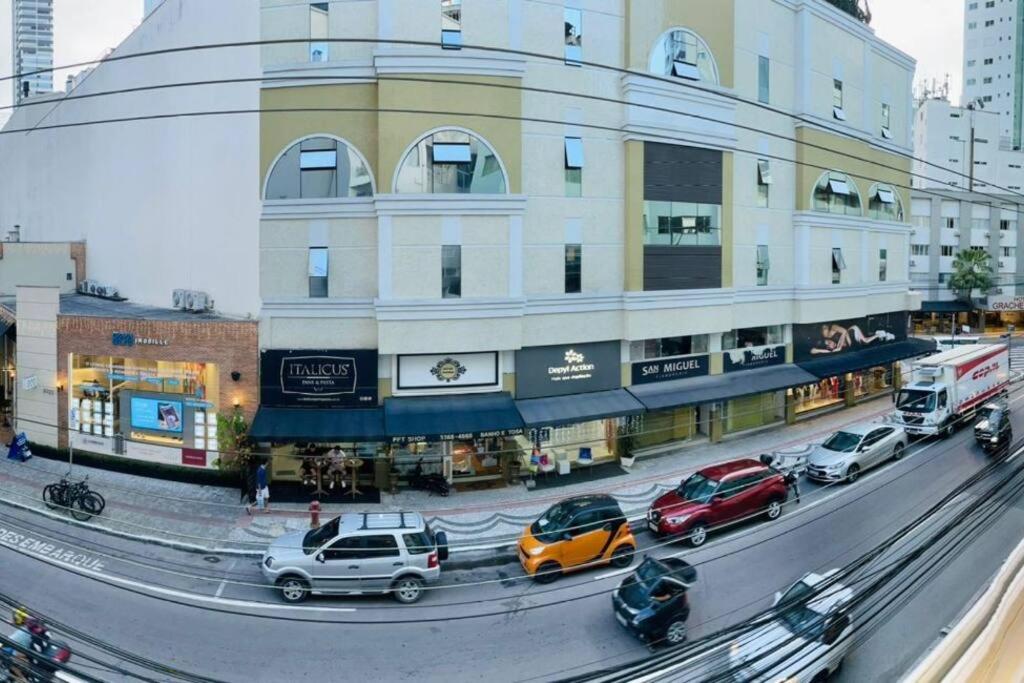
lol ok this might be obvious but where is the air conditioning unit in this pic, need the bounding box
[171,289,187,309]
[1000,260,1006,268]
[97,285,119,299]
[985,232,991,239]
[183,291,195,311]
[77,279,95,295]
[910,259,917,267]
[953,231,961,237]
[189,291,213,312]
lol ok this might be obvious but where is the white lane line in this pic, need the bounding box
[593,566,634,581]
[214,558,238,598]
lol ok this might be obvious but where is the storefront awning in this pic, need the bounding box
[515,389,645,428]
[797,338,937,379]
[384,392,524,441]
[627,365,819,411]
[249,407,387,442]
[919,300,973,313]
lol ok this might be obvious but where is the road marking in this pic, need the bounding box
[214,558,238,598]
[0,525,105,572]
[593,566,634,581]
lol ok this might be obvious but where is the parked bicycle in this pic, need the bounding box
[41,475,105,522]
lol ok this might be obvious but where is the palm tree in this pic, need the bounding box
[948,249,995,330]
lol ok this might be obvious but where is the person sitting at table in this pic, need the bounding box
[300,457,316,487]
[327,447,347,490]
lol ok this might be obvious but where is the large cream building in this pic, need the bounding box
[251,0,927,486]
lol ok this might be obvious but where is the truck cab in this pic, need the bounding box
[895,378,950,437]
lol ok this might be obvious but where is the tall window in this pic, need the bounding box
[833,79,845,120]
[813,171,862,215]
[878,248,888,282]
[442,245,461,298]
[395,130,507,194]
[756,159,771,208]
[758,55,770,104]
[265,137,374,200]
[564,136,583,197]
[309,3,329,63]
[868,184,904,221]
[649,28,719,83]
[564,244,581,293]
[911,244,929,256]
[308,248,328,298]
[441,0,462,49]
[564,8,582,64]
[630,335,709,360]
[756,245,769,286]
[941,245,956,257]
[722,326,783,350]
[881,102,892,138]
[832,247,846,284]
[643,202,722,245]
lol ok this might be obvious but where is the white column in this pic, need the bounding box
[508,215,523,297]
[378,215,393,299]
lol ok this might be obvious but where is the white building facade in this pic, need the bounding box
[962,0,1022,147]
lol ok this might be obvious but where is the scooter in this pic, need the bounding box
[409,459,451,497]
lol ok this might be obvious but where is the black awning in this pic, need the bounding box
[919,300,972,313]
[384,392,524,441]
[516,389,645,428]
[627,365,819,411]
[249,407,386,442]
[797,338,936,379]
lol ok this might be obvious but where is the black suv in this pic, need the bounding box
[611,556,697,647]
[975,402,1013,454]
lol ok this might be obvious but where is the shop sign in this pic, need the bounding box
[21,376,38,391]
[112,332,169,347]
[260,350,378,408]
[631,354,709,385]
[723,344,785,373]
[515,341,621,399]
[181,448,207,467]
[395,352,500,393]
[793,311,908,363]
[390,426,522,443]
[990,296,1024,311]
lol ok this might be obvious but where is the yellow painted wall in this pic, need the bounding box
[625,0,735,88]
[377,76,522,194]
[260,84,380,195]
[794,128,911,213]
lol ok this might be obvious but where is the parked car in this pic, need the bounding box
[261,512,448,604]
[647,459,789,547]
[806,422,908,484]
[611,556,697,647]
[518,495,636,583]
[975,401,1013,454]
[729,569,853,682]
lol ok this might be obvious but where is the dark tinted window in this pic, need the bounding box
[402,532,433,555]
[572,510,604,535]
[363,535,400,557]
[323,536,365,560]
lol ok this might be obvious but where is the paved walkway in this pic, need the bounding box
[0,396,896,555]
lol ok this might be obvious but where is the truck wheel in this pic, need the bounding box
[941,422,954,439]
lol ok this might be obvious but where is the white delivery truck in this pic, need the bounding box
[894,344,1010,438]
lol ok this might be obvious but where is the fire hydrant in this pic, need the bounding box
[308,500,321,528]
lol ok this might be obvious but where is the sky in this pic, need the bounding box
[51,0,965,101]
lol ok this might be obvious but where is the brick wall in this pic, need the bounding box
[56,315,259,449]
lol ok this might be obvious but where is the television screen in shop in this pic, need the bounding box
[130,397,184,433]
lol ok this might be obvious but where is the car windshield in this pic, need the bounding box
[302,517,339,554]
[678,473,719,503]
[822,431,862,453]
[777,581,827,640]
[636,558,670,587]
[531,502,577,543]
[896,389,936,413]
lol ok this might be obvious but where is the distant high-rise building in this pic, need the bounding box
[962,0,1021,148]
[12,0,54,104]
[144,0,162,17]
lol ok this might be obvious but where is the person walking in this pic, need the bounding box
[784,470,801,505]
[247,460,271,514]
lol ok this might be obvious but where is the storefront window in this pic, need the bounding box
[68,354,219,449]
[852,366,893,398]
[722,392,784,434]
[721,326,784,350]
[629,335,710,361]
[514,418,619,474]
[790,377,843,415]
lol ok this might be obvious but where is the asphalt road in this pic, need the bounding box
[3,394,1024,682]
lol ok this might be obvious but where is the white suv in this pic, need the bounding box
[261,512,448,604]
[729,570,853,681]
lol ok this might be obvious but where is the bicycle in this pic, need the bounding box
[41,474,105,522]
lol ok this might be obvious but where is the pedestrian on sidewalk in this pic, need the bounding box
[247,460,271,515]
[784,470,801,505]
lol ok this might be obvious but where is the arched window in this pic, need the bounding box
[395,129,507,194]
[265,136,374,200]
[649,28,719,83]
[867,183,904,222]
[812,171,862,216]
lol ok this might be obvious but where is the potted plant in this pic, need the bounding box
[616,424,637,469]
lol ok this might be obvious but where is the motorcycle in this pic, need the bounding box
[409,459,451,497]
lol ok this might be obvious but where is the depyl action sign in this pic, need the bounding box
[515,341,621,399]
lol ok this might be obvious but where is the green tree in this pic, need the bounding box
[948,249,995,329]
[216,411,254,472]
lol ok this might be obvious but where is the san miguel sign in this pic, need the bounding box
[260,350,378,407]
[723,344,786,373]
[631,355,709,385]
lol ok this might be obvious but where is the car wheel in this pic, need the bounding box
[276,576,310,604]
[766,499,783,520]
[845,464,861,484]
[688,523,708,547]
[664,620,688,646]
[893,442,905,460]
[810,671,830,683]
[610,545,634,568]
[533,561,562,583]
[392,576,425,604]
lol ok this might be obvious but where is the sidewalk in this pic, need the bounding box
[0,396,896,557]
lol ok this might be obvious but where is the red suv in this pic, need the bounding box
[647,459,788,547]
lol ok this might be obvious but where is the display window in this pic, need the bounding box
[791,376,844,414]
[68,354,219,449]
[853,366,893,398]
[723,392,785,434]
[514,418,618,474]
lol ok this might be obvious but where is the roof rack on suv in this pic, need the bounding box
[358,512,417,531]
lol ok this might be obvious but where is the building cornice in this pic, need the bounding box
[794,115,913,157]
[372,48,527,79]
[262,198,377,220]
[793,210,912,234]
[375,297,526,321]
[373,194,527,216]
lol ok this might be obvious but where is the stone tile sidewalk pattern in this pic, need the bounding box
[0,397,895,556]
